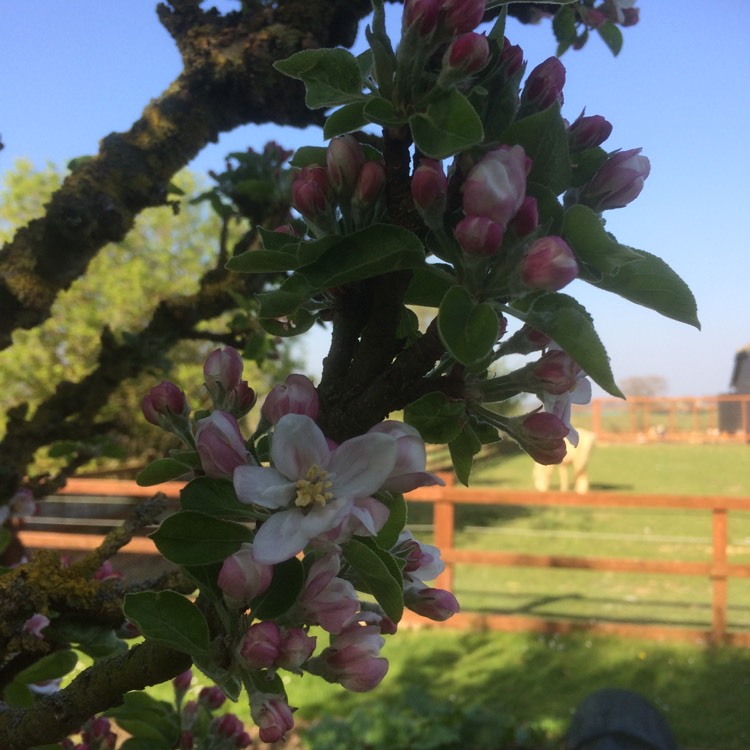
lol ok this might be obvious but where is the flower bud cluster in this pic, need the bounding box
[292,135,386,237]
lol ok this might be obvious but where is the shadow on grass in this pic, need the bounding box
[295,629,750,750]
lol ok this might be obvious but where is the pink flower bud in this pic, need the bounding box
[509,196,538,237]
[172,669,193,696]
[403,0,441,36]
[521,56,566,113]
[299,554,359,634]
[9,487,37,520]
[411,158,448,229]
[528,350,581,395]
[353,160,387,205]
[445,32,489,76]
[203,347,243,396]
[262,374,319,424]
[443,0,486,34]
[291,165,333,221]
[249,693,296,744]
[198,685,226,710]
[306,623,388,692]
[499,37,524,77]
[454,215,504,256]
[277,628,317,672]
[580,7,607,28]
[235,731,252,748]
[327,135,365,196]
[568,111,613,152]
[581,147,650,211]
[404,584,460,621]
[621,7,639,26]
[217,543,273,604]
[194,410,250,479]
[237,621,282,670]
[141,381,189,427]
[462,145,530,228]
[225,381,257,418]
[214,713,246,740]
[179,730,194,750]
[23,613,50,639]
[522,236,578,291]
[518,412,569,464]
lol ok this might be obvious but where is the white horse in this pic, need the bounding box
[532,428,596,494]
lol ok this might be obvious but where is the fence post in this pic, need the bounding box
[433,480,455,594]
[711,508,729,645]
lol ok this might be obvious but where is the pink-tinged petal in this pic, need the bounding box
[234,466,295,509]
[329,433,397,498]
[271,414,331,479]
[253,498,353,564]
[347,497,390,537]
[383,471,444,494]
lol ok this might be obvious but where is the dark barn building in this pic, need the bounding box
[718,345,750,434]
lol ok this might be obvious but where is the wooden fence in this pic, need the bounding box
[17,478,750,646]
[584,394,750,443]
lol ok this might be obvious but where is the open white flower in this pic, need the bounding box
[234,414,397,564]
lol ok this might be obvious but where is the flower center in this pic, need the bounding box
[294,464,333,508]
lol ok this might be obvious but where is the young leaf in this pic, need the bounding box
[274,49,364,109]
[289,146,328,168]
[15,650,78,685]
[136,458,191,487]
[375,492,408,551]
[324,101,369,139]
[180,477,258,521]
[226,249,300,273]
[409,90,484,159]
[342,538,404,622]
[150,511,253,565]
[449,423,482,486]
[363,97,407,127]
[404,393,467,444]
[500,103,571,195]
[598,22,623,56]
[437,286,498,366]
[123,591,211,657]
[510,292,623,397]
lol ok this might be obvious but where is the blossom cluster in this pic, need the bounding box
[141,346,459,742]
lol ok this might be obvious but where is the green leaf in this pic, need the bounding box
[183,562,225,610]
[404,263,456,307]
[136,458,191,487]
[449,424,482,486]
[192,652,243,701]
[589,248,700,329]
[150,511,253,565]
[123,591,211,656]
[527,182,564,235]
[409,90,484,159]
[252,557,305,619]
[500,103,571,195]
[564,204,642,274]
[404,393,466,444]
[363,96,407,127]
[569,147,608,188]
[293,224,424,290]
[289,146,327,169]
[274,48,364,108]
[2,681,33,708]
[260,309,317,337]
[564,205,700,328]
[257,288,311,319]
[365,0,395,100]
[342,538,403,622]
[324,101,369,139]
[15,650,78,685]
[226,249,299,273]
[180,477,257,521]
[598,21,623,56]
[108,692,179,748]
[437,286,498,366]
[46,617,126,659]
[511,292,623,397]
[375,492,408,551]
[257,225,301,251]
[552,6,577,55]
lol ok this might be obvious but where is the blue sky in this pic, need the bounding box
[2,2,749,397]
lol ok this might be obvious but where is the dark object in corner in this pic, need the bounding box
[564,688,678,750]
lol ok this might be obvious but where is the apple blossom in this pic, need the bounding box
[249,693,296,744]
[454,215,504,256]
[233,414,397,563]
[581,147,651,211]
[404,583,460,621]
[261,373,319,425]
[521,236,579,291]
[520,56,566,113]
[237,621,282,670]
[326,135,365,197]
[195,410,251,479]
[217,543,273,604]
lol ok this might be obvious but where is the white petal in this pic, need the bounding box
[271,414,331,479]
[329,433,397,498]
[234,465,295,509]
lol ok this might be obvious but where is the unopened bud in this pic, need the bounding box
[520,56,566,114]
[327,135,365,197]
[580,147,650,211]
[411,158,448,229]
[454,215,504,256]
[568,111,613,152]
[521,236,578,291]
[444,32,489,77]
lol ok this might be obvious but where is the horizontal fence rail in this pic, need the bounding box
[16,478,750,646]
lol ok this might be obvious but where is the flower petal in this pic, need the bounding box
[329,433,397,498]
[234,465,295,509]
[271,414,331,479]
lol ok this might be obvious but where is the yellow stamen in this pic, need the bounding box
[294,464,333,508]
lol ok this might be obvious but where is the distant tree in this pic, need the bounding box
[620,375,669,398]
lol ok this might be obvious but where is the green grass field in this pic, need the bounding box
[412,443,750,631]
